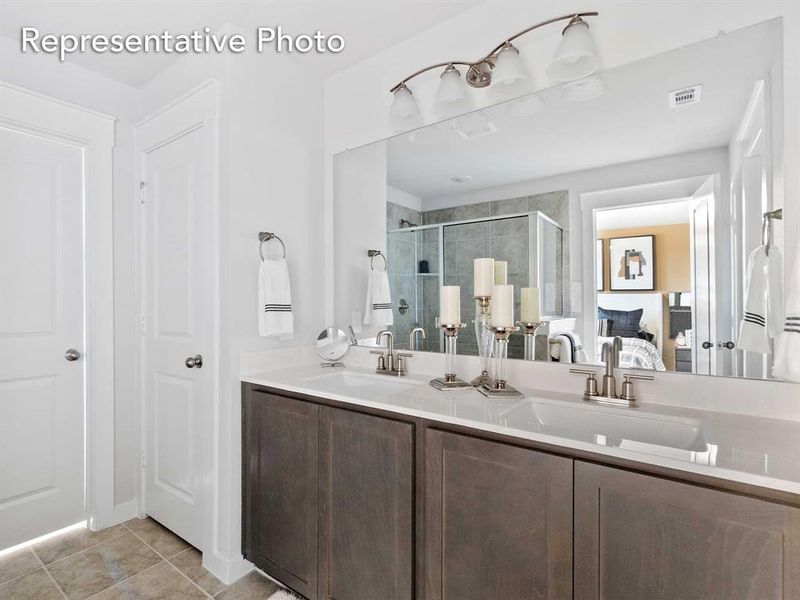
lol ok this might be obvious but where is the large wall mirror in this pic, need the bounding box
[334,18,791,381]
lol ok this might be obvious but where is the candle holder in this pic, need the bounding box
[430,323,471,391]
[517,321,542,361]
[478,326,524,398]
[470,296,495,387]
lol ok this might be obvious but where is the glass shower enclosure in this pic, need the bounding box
[387,211,564,357]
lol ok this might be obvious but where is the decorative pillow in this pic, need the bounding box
[598,307,644,338]
[597,318,613,337]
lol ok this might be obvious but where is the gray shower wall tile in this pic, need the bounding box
[490,235,529,274]
[423,207,456,225]
[490,216,528,237]
[387,201,421,232]
[491,196,529,216]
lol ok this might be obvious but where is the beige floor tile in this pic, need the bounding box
[0,547,41,585]
[169,548,227,596]
[125,517,191,558]
[215,571,280,600]
[32,524,128,565]
[0,568,63,600]
[92,562,208,600]
[47,532,161,600]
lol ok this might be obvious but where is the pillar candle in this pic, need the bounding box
[520,287,540,323]
[473,258,495,297]
[494,260,508,284]
[491,284,514,327]
[440,286,461,325]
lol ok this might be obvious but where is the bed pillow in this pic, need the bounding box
[598,307,644,338]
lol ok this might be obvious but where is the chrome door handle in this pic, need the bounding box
[718,341,735,350]
[64,348,81,361]
[701,341,713,349]
[185,354,203,369]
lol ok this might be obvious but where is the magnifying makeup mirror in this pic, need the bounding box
[315,327,352,367]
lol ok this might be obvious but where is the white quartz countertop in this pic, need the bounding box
[243,364,800,497]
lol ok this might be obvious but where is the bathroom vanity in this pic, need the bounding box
[241,367,800,600]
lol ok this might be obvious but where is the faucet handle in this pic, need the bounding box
[569,368,599,397]
[396,352,413,358]
[370,349,387,371]
[620,372,653,402]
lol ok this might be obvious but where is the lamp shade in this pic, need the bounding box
[434,65,472,118]
[562,74,606,102]
[489,43,531,100]
[546,18,599,82]
[389,84,423,131]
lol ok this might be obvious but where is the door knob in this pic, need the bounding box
[701,341,713,349]
[719,341,735,350]
[185,354,203,369]
[64,348,81,361]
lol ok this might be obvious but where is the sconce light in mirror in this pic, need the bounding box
[561,74,607,102]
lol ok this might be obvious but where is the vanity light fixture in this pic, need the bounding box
[389,11,599,131]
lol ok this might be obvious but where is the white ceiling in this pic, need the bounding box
[596,199,692,230]
[0,0,480,87]
[387,19,779,199]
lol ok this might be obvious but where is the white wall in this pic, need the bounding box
[0,36,140,519]
[323,0,800,326]
[137,28,324,580]
[387,185,422,212]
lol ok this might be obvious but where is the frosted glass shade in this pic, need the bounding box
[562,74,606,102]
[489,44,531,100]
[434,66,472,118]
[389,85,423,131]
[546,19,599,82]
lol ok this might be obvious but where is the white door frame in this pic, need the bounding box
[134,81,220,556]
[0,82,117,531]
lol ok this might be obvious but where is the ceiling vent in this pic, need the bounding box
[669,84,702,108]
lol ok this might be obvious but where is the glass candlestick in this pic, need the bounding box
[430,323,471,390]
[470,296,494,387]
[517,321,542,361]
[478,326,523,398]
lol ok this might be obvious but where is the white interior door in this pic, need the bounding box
[142,123,214,550]
[690,177,716,376]
[0,127,85,548]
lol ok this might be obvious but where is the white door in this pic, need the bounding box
[690,177,716,376]
[0,127,85,548]
[141,122,214,550]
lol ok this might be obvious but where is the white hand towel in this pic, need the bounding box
[773,244,800,382]
[738,246,783,353]
[363,269,393,326]
[258,258,294,338]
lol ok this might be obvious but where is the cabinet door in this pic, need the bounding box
[574,461,800,600]
[243,389,319,599]
[425,430,573,600]
[318,407,414,600]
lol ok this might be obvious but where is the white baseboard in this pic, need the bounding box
[112,500,141,524]
[203,551,253,585]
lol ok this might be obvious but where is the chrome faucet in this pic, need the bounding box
[409,327,426,351]
[372,330,412,376]
[600,337,623,399]
[571,336,652,406]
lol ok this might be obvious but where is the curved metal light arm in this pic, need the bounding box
[388,11,599,93]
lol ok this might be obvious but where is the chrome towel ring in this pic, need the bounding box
[368,249,387,271]
[259,232,287,261]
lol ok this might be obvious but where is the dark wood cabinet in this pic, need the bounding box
[574,461,800,600]
[318,407,414,600]
[242,390,319,599]
[425,430,573,600]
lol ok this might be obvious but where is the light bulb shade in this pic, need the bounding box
[562,74,606,102]
[389,85,423,131]
[489,44,531,100]
[434,66,472,118]
[546,19,599,82]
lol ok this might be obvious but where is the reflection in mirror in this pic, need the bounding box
[333,18,791,381]
[315,327,352,366]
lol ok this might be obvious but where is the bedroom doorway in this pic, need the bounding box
[590,177,719,376]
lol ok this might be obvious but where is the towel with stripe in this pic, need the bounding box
[738,245,783,354]
[773,243,800,382]
[258,257,294,338]
[363,267,393,327]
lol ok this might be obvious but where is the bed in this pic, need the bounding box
[596,292,666,371]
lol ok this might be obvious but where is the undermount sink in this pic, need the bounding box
[503,398,707,453]
[301,370,424,396]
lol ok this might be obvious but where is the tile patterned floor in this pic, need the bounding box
[0,518,285,600]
